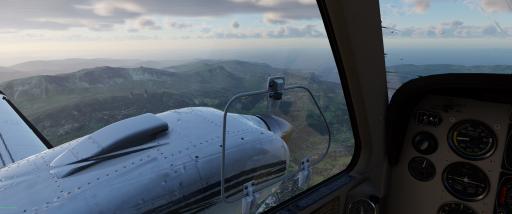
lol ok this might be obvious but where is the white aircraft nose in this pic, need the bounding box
[255,115,293,141]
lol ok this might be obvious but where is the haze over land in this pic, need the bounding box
[4,57,512,99]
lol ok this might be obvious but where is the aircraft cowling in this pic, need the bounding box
[0,107,290,214]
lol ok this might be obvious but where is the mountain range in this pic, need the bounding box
[0,58,190,82]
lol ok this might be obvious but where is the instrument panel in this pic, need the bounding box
[385,95,512,214]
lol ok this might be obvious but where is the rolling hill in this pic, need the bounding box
[0,58,191,83]
[9,58,189,74]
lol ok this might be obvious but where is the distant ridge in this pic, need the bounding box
[0,58,192,82]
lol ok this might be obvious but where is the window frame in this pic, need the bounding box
[263,0,373,211]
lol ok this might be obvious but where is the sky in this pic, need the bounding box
[0,0,333,66]
[1,0,512,67]
[381,0,512,65]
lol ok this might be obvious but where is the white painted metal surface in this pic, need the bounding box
[0,107,290,213]
[0,95,46,166]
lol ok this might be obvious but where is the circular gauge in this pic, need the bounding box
[448,120,497,160]
[443,162,490,201]
[438,202,477,214]
[412,132,438,155]
[347,199,375,214]
[408,156,436,182]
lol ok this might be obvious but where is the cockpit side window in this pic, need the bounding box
[380,0,512,97]
[0,0,357,212]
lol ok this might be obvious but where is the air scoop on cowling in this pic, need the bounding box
[50,113,169,178]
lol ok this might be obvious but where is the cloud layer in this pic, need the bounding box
[383,0,512,15]
[198,24,326,39]
[383,20,511,38]
[480,0,512,12]
[402,0,431,13]
[0,0,320,31]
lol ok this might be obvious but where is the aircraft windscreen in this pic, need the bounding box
[0,0,355,213]
[380,0,512,97]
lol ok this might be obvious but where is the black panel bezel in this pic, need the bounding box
[408,156,436,182]
[447,119,497,161]
[442,162,490,202]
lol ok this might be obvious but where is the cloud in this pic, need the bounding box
[193,23,325,39]
[229,0,315,7]
[266,24,325,38]
[264,12,288,24]
[75,1,146,16]
[0,0,128,30]
[0,0,321,31]
[200,27,212,33]
[232,21,240,29]
[210,31,263,39]
[169,21,193,29]
[134,17,161,30]
[381,0,432,15]
[480,0,512,12]
[402,0,431,13]
[0,29,19,34]
[383,20,510,38]
[460,0,512,13]
[29,17,116,31]
[435,20,465,36]
[132,0,321,22]
[297,0,316,5]
[262,6,320,25]
[88,23,116,31]
[482,24,500,35]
